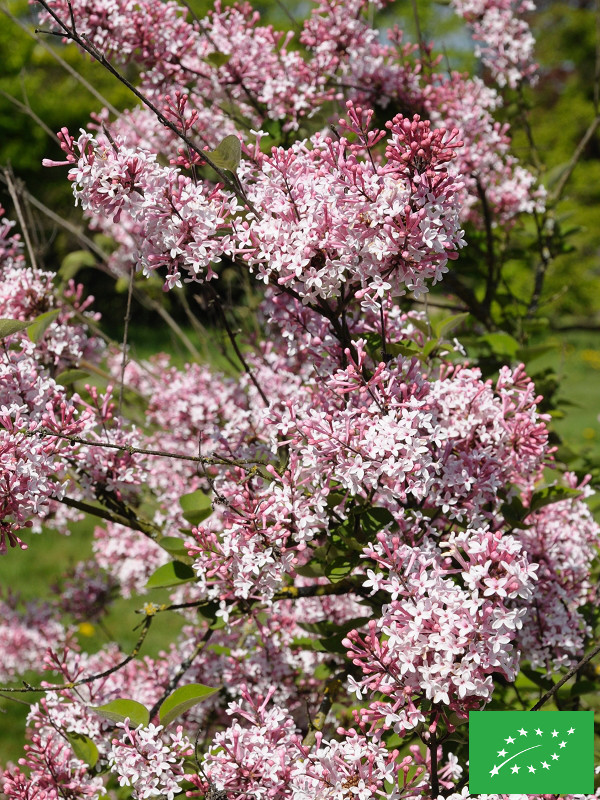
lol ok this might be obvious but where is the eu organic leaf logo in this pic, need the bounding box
[469,711,594,794]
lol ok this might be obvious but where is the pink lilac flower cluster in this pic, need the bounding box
[0,242,144,550]
[108,721,193,800]
[451,0,537,88]
[1,732,105,799]
[517,472,600,673]
[39,0,543,279]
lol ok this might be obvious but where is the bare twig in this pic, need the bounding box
[0,89,58,142]
[0,617,153,694]
[1,5,121,116]
[33,0,259,216]
[206,285,270,407]
[118,264,134,417]
[33,427,257,469]
[148,627,214,720]
[59,494,166,545]
[303,674,344,747]
[551,114,600,205]
[3,167,39,270]
[530,639,600,711]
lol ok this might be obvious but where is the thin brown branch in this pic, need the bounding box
[148,627,214,720]
[33,0,259,216]
[551,114,600,205]
[207,285,270,407]
[118,264,134,418]
[303,673,344,747]
[3,167,38,270]
[0,617,152,694]
[58,494,167,546]
[0,89,59,143]
[32,427,257,469]
[1,5,120,117]
[530,639,600,711]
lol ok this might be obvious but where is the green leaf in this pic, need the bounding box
[159,683,220,726]
[206,134,241,172]
[298,616,371,638]
[406,316,431,337]
[519,666,554,691]
[28,309,61,343]
[501,497,531,530]
[179,489,213,526]
[59,249,96,281]
[433,312,470,340]
[325,556,355,583]
[56,368,91,385]
[529,485,582,513]
[421,339,439,358]
[146,561,196,589]
[516,343,556,363]
[204,51,232,67]
[0,318,32,339]
[570,680,598,697]
[386,342,419,358]
[478,332,520,358]
[91,699,150,727]
[159,536,191,559]
[66,731,99,767]
[326,491,346,509]
[294,559,325,578]
[358,506,396,537]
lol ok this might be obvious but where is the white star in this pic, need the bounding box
[542,761,550,769]
[551,753,559,760]
[490,765,500,777]
[511,765,520,773]
[568,727,575,735]
[518,727,528,736]
[497,749,507,757]
[551,730,559,737]
[528,765,536,773]
[535,728,543,736]
[559,741,566,748]
[505,736,515,744]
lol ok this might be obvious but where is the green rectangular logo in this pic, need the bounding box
[469,711,594,794]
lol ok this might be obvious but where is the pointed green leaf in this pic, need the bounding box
[422,339,439,358]
[66,731,99,767]
[386,342,419,358]
[434,312,470,341]
[406,316,431,337]
[28,309,61,343]
[357,506,396,537]
[529,485,582,513]
[0,318,31,339]
[325,557,355,583]
[159,536,191,559]
[159,683,220,726]
[206,135,241,172]
[478,332,520,358]
[59,249,96,281]
[91,699,150,727]
[179,489,213,526]
[147,560,196,589]
[295,559,325,578]
[56,368,91,385]
[204,51,232,68]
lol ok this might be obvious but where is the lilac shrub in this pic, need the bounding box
[0,0,599,798]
